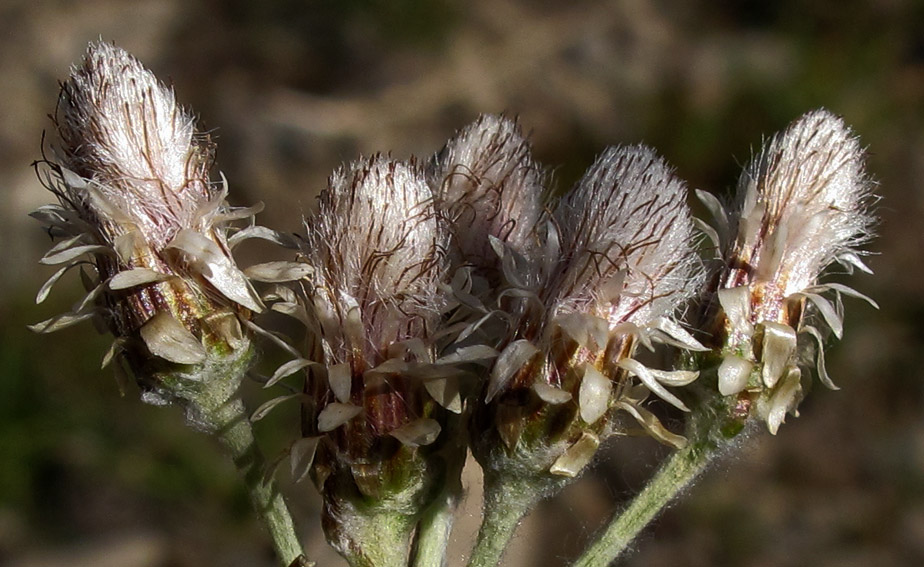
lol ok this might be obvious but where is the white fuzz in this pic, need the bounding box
[35,41,265,334]
[552,145,700,328]
[56,42,214,249]
[305,155,447,382]
[710,110,875,434]
[464,144,704,458]
[430,114,544,266]
[727,109,873,300]
[31,41,272,430]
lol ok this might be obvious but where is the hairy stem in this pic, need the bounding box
[572,404,732,567]
[336,507,418,567]
[412,428,466,567]
[412,488,459,567]
[195,375,305,566]
[467,473,542,567]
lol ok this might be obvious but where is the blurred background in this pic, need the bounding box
[1,1,923,566]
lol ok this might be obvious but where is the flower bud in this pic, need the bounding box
[32,42,262,426]
[705,109,876,433]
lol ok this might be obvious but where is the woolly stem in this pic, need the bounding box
[412,488,460,567]
[336,508,418,567]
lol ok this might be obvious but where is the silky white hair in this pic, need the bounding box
[55,41,215,249]
[307,156,447,366]
[727,109,873,298]
[551,145,701,328]
[430,114,544,267]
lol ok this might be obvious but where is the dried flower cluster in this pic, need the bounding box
[31,42,877,567]
[457,134,707,486]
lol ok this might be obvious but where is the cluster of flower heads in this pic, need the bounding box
[435,122,710,480]
[288,116,712,497]
[33,42,876,565]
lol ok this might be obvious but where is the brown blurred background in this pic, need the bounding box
[2,1,923,566]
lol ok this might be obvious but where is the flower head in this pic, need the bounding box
[32,42,262,421]
[705,109,876,433]
[469,144,703,482]
[297,156,457,563]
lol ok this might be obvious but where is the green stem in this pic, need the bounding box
[413,488,459,567]
[572,412,728,567]
[223,411,305,565]
[412,430,465,567]
[466,474,542,567]
[195,377,305,566]
[338,507,418,567]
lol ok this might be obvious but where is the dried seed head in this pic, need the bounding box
[470,144,703,489]
[723,109,873,320]
[56,41,215,249]
[299,157,457,559]
[541,146,701,449]
[308,156,446,365]
[709,110,876,434]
